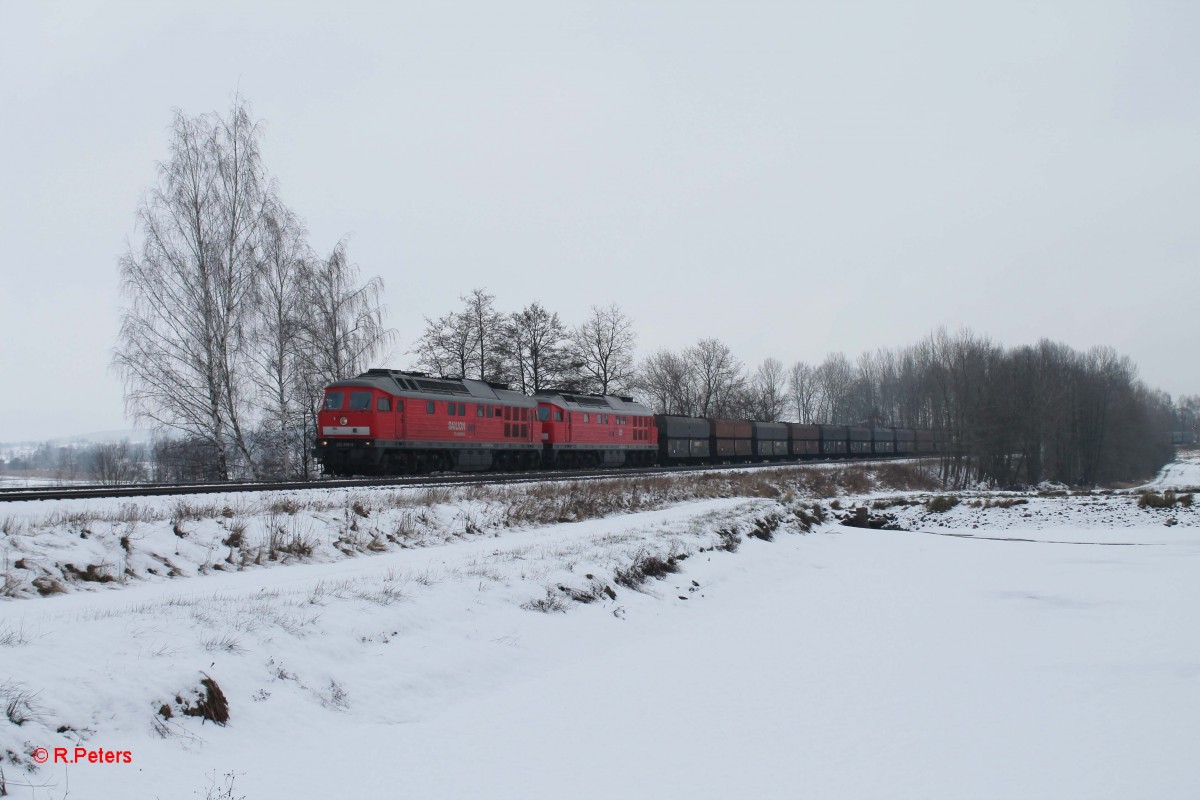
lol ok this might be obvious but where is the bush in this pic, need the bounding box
[925,495,960,513]
[1138,490,1193,509]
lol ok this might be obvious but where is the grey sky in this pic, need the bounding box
[2,1,1197,442]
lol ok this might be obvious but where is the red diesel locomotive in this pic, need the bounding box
[314,369,658,476]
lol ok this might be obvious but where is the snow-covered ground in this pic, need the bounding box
[1,462,1198,799]
[1142,452,1200,490]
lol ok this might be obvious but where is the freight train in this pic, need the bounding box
[313,369,938,477]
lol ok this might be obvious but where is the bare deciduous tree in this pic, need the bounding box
[411,289,505,382]
[296,240,395,469]
[248,201,309,476]
[636,349,697,415]
[91,440,147,485]
[570,304,637,395]
[114,98,267,479]
[750,357,787,421]
[411,310,473,378]
[462,288,507,382]
[816,352,855,424]
[787,361,821,423]
[504,302,571,393]
[686,338,745,418]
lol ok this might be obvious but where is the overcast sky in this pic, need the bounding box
[1,1,1197,442]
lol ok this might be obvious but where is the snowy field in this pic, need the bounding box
[1,459,1198,799]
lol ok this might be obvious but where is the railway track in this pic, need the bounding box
[0,457,919,503]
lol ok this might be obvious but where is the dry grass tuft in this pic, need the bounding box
[925,495,960,513]
[174,675,230,726]
[614,550,683,590]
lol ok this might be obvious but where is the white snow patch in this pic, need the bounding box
[1,461,1198,798]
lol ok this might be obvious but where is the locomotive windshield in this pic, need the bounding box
[349,391,372,410]
[537,407,550,421]
[323,392,344,410]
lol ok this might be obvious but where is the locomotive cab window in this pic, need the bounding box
[426,401,435,414]
[448,404,456,416]
[583,413,589,423]
[537,407,550,421]
[554,410,563,422]
[477,405,484,417]
[323,392,344,410]
[377,397,391,412]
[349,391,372,410]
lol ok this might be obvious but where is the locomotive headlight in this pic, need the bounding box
[319,440,328,446]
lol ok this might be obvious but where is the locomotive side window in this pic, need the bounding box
[583,413,589,423]
[349,391,372,410]
[457,403,466,416]
[554,410,563,422]
[477,405,484,417]
[426,401,435,414]
[487,406,494,418]
[537,407,549,421]
[324,392,344,410]
[377,397,391,412]
[448,404,456,416]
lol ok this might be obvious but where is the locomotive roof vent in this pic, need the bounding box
[413,378,471,395]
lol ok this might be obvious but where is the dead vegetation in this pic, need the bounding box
[1138,490,1194,509]
[925,495,961,513]
[4,460,939,598]
[0,682,40,727]
[614,550,685,590]
[161,674,229,727]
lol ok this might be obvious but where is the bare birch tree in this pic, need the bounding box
[114,99,266,480]
[249,201,309,476]
[296,240,395,443]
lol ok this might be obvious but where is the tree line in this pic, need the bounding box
[410,291,636,396]
[0,439,222,486]
[412,293,1183,488]
[113,99,1187,488]
[636,330,1183,488]
[113,98,393,481]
